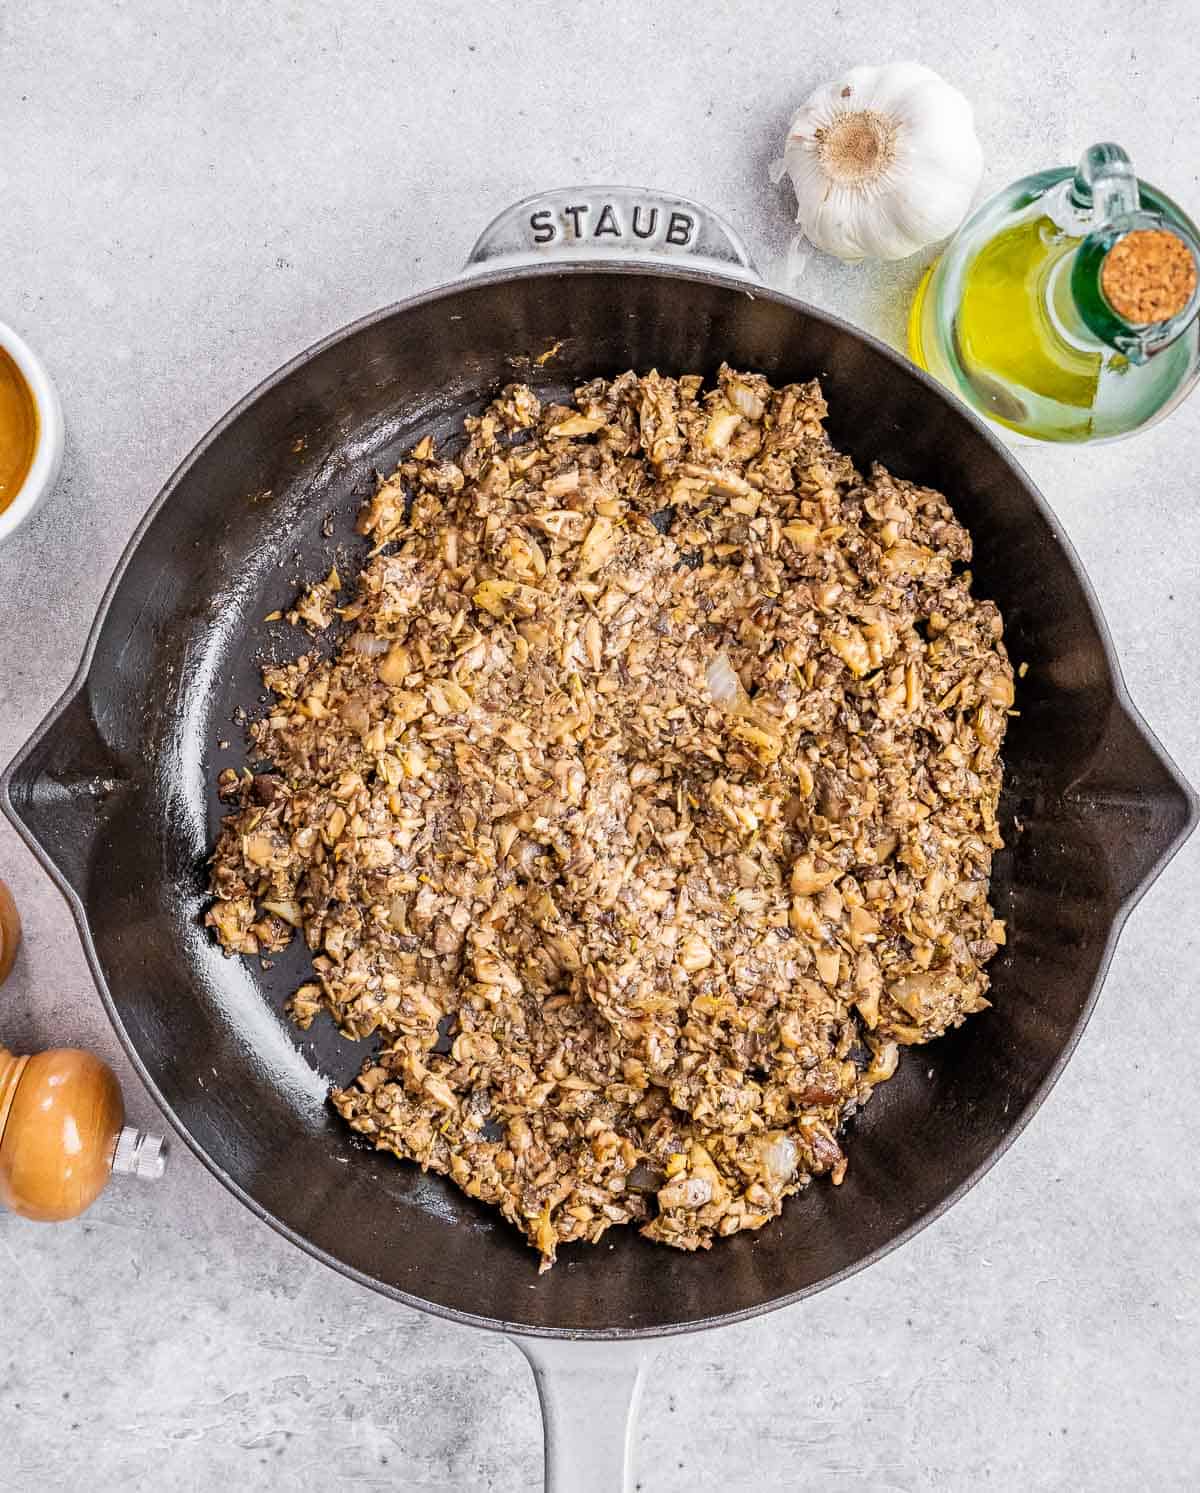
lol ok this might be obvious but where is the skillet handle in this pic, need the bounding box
[514,1336,651,1493]
[466,186,759,280]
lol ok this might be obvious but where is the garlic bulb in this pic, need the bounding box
[770,62,983,262]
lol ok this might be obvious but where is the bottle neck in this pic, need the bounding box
[1039,248,1107,356]
[1070,231,1198,363]
[1069,239,1148,357]
[1060,145,1200,363]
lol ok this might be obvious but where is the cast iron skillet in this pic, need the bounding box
[3,191,1196,1488]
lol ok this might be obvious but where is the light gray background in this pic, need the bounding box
[2,3,1198,1489]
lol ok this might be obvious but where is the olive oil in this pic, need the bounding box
[0,347,38,514]
[909,145,1200,442]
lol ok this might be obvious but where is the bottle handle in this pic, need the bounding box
[1070,142,1141,221]
[465,185,759,280]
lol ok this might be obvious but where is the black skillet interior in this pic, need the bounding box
[5,267,1195,1336]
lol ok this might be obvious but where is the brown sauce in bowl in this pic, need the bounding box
[0,348,39,515]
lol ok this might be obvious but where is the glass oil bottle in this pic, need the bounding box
[909,144,1200,442]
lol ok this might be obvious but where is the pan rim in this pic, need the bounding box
[3,261,1196,1339]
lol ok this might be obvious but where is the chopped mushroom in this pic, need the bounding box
[206,364,1011,1270]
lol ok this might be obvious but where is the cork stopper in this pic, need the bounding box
[1100,229,1197,324]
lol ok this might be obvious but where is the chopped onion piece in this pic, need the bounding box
[727,380,765,420]
[761,1134,799,1184]
[706,651,742,706]
[350,633,390,656]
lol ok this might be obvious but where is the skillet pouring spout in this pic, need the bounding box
[3,685,133,906]
[1064,697,1198,911]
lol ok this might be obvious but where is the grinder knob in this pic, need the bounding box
[0,878,166,1219]
[0,1044,166,1221]
[0,1042,168,1220]
[0,879,19,986]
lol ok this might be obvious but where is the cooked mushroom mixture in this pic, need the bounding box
[207,367,1012,1269]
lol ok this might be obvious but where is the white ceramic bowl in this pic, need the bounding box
[0,320,65,543]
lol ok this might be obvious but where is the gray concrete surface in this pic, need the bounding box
[2,2,1198,1489]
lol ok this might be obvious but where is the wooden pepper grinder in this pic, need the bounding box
[0,878,166,1221]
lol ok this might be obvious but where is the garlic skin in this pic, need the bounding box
[770,62,984,263]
